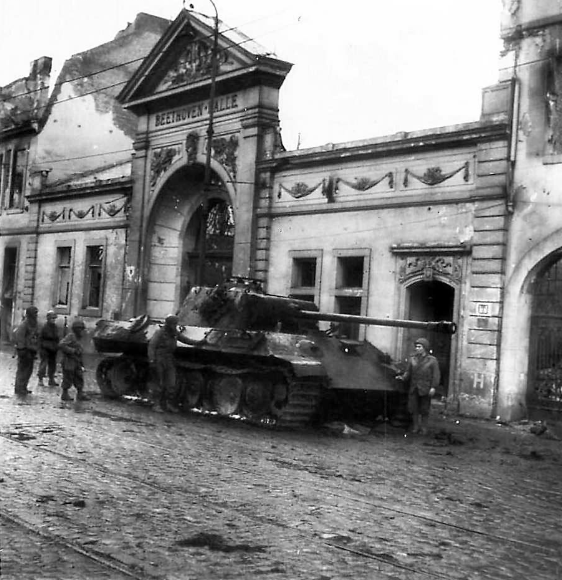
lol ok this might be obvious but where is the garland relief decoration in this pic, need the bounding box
[403,161,469,187]
[41,197,129,223]
[337,171,394,192]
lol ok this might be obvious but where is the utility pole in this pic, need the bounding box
[197,0,219,285]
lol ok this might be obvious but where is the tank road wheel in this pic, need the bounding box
[211,376,243,416]
[96,359,118,398]
[241,376,273,420]
[179,370,206,411]
[109,358,138,397]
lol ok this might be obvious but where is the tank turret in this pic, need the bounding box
[93,278,456,428]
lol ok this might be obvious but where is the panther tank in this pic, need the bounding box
[93,278,456,428]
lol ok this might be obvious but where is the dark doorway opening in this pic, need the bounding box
[404,280,454,396]
[1,247,18,344]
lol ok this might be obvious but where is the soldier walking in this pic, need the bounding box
[13,306,40,397]
[58,319,91,402]
[37,310,60,387]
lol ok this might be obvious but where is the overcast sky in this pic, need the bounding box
[0,0,503,150]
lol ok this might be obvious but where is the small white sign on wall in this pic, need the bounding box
[477,303,491,316]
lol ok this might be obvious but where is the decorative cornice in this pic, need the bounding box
[390,243,471,255]
[258,122,508,171]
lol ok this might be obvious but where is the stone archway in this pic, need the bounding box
[497,233,562,421]
[144,164,234,319]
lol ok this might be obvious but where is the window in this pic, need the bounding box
[1,150,11,208]
[55,246,72,308]
[289,250,322,305]
[333,250,371,339]
[83,245,104,310]
[0,147,28,210]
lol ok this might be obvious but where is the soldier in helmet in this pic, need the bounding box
[58,318,90,402]
[397,337,440,435]
[13,306,40,397]
[147,314,189,413]
[37,310,60,387]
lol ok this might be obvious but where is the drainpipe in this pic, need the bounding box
[133,105,151,316]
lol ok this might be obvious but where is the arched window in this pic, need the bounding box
[529,256,562,411]
[182,198,234,297]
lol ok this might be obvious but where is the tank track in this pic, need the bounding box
[276,378,324,429]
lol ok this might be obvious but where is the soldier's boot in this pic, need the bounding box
[420,415,429,435]
[411,415,420,434]
[48,377,59,387]
[37,378,45,387]
[76,391,91,401]
[61,390,74,402]
[166,402,180,414]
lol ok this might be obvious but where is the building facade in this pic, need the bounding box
[0,9,522,419]
[0,13,169,350]
[497,0,562,421]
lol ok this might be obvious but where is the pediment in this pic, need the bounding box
[119,9,292,108]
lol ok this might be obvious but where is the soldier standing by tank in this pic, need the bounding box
[13,306,40,397]
[37,310,60,387]
[148,314,186,413]
[397,337,440,435]
[58,319,91,402]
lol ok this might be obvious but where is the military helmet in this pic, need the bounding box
[164,314,179,327]
[25,306,39,317]
[46,310,57,320]
[71,318,86,330]
[415,337,430,351]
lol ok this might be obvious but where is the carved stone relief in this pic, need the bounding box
[398,254,463,283]
[403,162,469,187]
[211,135,238,179]
[150,146,182,188]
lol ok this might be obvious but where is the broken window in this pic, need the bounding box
[289,251,322,305]
[55,246,72,307]
[0,147,28,210]
[546,57,562,154]
[83,245,104,310]
[333,252,370,339]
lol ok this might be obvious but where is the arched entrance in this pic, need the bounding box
[145,164,235,319]
[528,252,562,415]
[403,279,455,396]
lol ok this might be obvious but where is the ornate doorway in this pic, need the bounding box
[404,280,455,396]
[528,254,562,414]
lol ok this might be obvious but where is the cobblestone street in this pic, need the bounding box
[1,349,561,580]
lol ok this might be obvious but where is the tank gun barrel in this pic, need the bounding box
[298,310,457,334]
